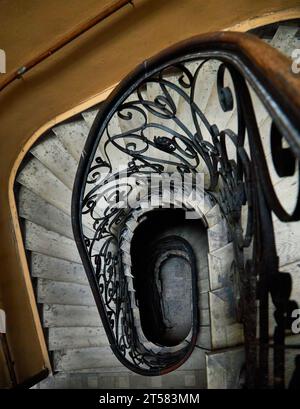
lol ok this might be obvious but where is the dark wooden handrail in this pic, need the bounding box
[0,0,133,92]
[122,31,300,155]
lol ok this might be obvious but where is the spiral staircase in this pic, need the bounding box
[15,22,300,388]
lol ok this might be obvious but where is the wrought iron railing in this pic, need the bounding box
[72,31,300,384]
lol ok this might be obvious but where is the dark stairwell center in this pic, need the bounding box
[131,209,207,347]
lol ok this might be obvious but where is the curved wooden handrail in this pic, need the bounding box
[108,31,300,154]
[0,0,133,93]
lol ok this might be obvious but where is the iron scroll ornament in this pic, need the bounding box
[72,32,300,384]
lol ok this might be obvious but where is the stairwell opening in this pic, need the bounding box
[130,208,206,347]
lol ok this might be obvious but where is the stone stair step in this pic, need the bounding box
[193,60,219,113]
[207,218,229,252]
[81,108,99,129]
[52,118,90,162]
[53,346,125,372]
[43,304,101,328]
[18,184,94,239]
[37,279,94,306]
[30,133,77,190]
[65,367,134,374]
[203,67,235,136]
[24,221,81,264]
[17,157,72,216]
[273,217,300,267]
[31,253,87,285]
[206,347,245,389]
[48,327,107,350]
[199,308,210,327]
[270,25,299,57]
[207,219,240,351]
[288,34,300,59]
[18,186,73,239]
[209,288,244,350]
[178,346,206,371]
[53,346,206,372]
[208,242,234,291]
[198,277,210,294]
[36,369,206,389]
[205,204,222,228]
[196,325,211,350]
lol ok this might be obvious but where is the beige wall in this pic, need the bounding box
[0,0,300,384]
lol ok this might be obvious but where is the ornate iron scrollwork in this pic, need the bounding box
[72,32,300,384]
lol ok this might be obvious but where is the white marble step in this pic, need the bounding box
[223,95,267,162]
[198,277,210,294]
[206,347,245,389]
[53,345,206,373]
[36,369,206,389]
[81,108,99,129]
[17,157,72,216]
[174,60,221,163]
[199,308,210,327]
[65,367,135,374]
[208,242,234,291]
[194,60,220,114]
[24,221,81,264]
[195,325,211,350]
[270,25,299,57]
[287,34,300,59]
[37,279,94,306]
[209,288,244,350]
[43,304,102,328]
[273,217,300,267]
[18,186,73,239]
[53,346,123,372]
[48,327,107,350]
[207,218,229,253]
[276,172,299,210]
[208,237,244,349]
[18,165,95,233]
[199,287,210,310]
[179,348,206,371]
[52,118,90,162]
[203,67,235,135]
[31,253,87,285]
[205,204,222,228]
[30,133,78,190]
